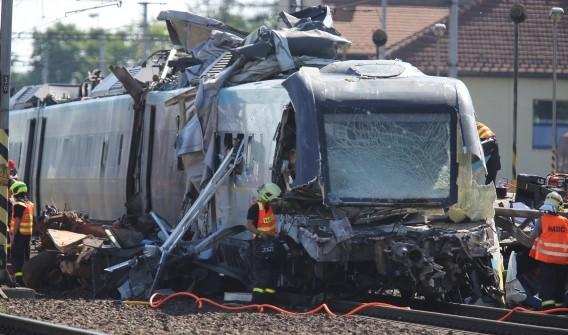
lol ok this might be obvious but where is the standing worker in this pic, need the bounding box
[530,191,568,309]
[10,181,34,286]
[477,121,501,185]
[245,182,282,304]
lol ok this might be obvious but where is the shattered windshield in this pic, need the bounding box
[323,111,453,204]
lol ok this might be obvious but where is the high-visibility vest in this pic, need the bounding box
[257,202,277,236]
[11,200,34,236]
[529,214,568,265]
[477,122,496,140]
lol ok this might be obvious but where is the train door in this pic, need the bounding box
[21,118,36,186]
[31,117,46,214]
[21,115,46,214]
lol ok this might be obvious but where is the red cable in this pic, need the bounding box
[497,306,568,322]
[148,291,409,317]
[149,292,568,321]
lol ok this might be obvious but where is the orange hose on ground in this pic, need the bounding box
[497,306,568,321]
[149,291,568,321]
[148,291,409,317]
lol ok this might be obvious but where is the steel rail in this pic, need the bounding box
[0,312,104,335]
[365,295,568,329]
[329,300,568,335]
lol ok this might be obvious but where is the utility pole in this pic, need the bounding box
[432,23,446,76]
[41,41,49,83]
[550,7,564,174]
[140,1,149,61]
[448,0,458,77]
[510,4,526,186]
[0,0,13,283]
[89,13,106,75]
[379,0,387,59]
[139,2,165,61]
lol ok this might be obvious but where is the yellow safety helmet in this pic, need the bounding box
[10,180,28,196]
[257,182,282,203]
[544,191,563,212]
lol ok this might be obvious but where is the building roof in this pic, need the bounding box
[328,3,448,57]
[390,0,568,77]
[326,0,568,77]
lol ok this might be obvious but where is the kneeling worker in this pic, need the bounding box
[10,181,34,286]
[530,191,568,309]
[245,182,282,303]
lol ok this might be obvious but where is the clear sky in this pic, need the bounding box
[7,0,223,72]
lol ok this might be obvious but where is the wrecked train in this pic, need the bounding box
[10,7,502,303]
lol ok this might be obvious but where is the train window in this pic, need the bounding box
[85,136,95,166]
[223,133,233,150]
[117,134,123,166]
[245,135,253,176]
[100,137,109,173]
[62,138,72,176]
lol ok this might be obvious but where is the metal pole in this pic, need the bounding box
[448,0,458,78]
[432,23,446,76]
[552,21,558,174]
[141,2,149,60]
[512,22,519,184]
[379,0,387,59]
[550,7,564,173]
[99,30,106,75]
[510,4,525,186]
[436,38,440,76]
[0,0,13,282]
[41,42,49,83]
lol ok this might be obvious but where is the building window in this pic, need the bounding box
[533,99,568,149]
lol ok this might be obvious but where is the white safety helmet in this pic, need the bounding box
[257,182,282,203]
[543,191,563,212]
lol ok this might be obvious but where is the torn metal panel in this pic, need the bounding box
[91,65,158,99]
[279,5,335,30]
[157,10,247,51]
[175,114,203,156]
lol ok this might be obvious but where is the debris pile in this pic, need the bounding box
[24,207,164,297]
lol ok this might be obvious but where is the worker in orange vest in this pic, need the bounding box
[10,181,34,286]
[245,182,282,304]
[477,121,501,185]
[530,191,568,309]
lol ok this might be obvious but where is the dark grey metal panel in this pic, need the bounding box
[146,90,187,226]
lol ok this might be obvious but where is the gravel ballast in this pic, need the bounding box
[0,297,476,334]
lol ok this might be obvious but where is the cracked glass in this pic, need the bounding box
[323,111,452,202]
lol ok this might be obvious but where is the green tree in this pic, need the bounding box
[213,0,279,32]
[11,21,169,91]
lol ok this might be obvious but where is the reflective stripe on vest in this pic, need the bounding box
[257,202,276,236]
[477,122,495,140]
[11,201,34,236]
[529,214,568,265]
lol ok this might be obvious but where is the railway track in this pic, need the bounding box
[329,299,568,335]
[0,312,103,335]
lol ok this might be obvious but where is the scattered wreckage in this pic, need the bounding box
[11,6,504,304]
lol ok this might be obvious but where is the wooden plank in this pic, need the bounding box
[47,229,87,253]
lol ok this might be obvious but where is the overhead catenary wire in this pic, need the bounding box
[11,31,169,42]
